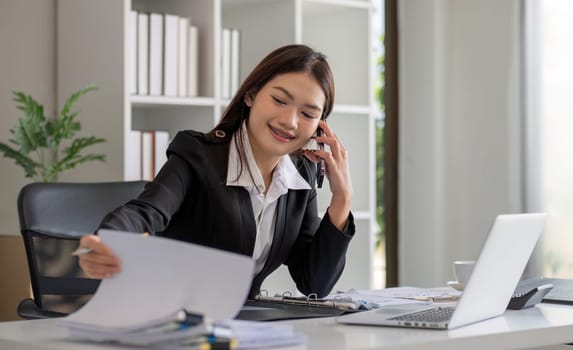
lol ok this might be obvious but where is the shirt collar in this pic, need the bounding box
[226,122,311,192]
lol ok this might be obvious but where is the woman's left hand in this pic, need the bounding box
[304,120,353,230]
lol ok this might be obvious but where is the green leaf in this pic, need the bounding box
[2,85,105,181]
[0,142,40,178]
[53,136,106,172]
[54,111,81,145]
[59,84,97,121]
[11,91,50,152]
[56,154,106,174]
[64,136,106,156]
[54,84,96,146]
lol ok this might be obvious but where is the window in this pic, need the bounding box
[525,0,573,277]
[373,0,386,289]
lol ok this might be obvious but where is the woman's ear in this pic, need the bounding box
[244,94,253,107]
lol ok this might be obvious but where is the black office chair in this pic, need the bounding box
[16,181,148,319]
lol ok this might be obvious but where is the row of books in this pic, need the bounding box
[125,130,170,181]
[129,10,199,97]
[221,27,241,99]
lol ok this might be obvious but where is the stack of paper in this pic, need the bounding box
[222,320,306,349]
[65,310,229,347]
[325,287,462,308]
[58,230,306,349]
[155,319,306,350]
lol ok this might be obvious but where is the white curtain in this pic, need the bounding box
[399,0,523,287]
[524,0,573,278]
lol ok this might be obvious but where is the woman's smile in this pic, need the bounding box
[269,125,295,142]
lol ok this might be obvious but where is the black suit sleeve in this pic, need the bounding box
[98,131,216,234]
[284,161,355,298]
[98,153,194,234]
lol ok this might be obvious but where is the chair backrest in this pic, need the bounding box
[17,181,147,316]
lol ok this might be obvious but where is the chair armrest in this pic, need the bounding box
[17,298,67,319]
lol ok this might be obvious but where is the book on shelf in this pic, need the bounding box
[230,29,240,96]
[177,17,189,97]
[137,12,149,95]
[141,131,154,181]
[187,25,199,97]
[154,130,170,177]
[221,28,240,99]
[132,11,199,98]
[149,12,164,96]
[140,130,170,181]
[125,130,142,181]
[221,28,231,99]
[128,10,138,95]
[163,13,179,97]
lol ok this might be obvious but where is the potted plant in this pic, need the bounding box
[0,84,106,182]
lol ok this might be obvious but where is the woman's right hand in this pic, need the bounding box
[77,235,122,279]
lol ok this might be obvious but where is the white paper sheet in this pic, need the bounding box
[326,287,462,308]
[60,229,254,330]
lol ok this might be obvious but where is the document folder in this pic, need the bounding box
[236,292,364,321]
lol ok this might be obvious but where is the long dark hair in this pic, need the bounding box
[212,44,335,184]
[213,44,334,134]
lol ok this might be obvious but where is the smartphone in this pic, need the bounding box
[316,123,326,188]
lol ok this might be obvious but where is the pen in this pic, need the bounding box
[71,232,150,256]
[71,247,93,256]
[316,127,325,189]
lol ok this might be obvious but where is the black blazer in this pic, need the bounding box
[99,129,355,298]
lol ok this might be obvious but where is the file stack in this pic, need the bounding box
[65,311,306,349]
[58,230,306,349]
[65,310,234,348]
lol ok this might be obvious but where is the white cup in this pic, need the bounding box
[453,260,475,286]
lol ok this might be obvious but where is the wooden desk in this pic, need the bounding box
[1,303,573,349]
[0,235,30,321]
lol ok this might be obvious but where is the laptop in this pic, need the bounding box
[338,213,547,330]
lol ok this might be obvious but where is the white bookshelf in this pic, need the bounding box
[57,0,377,292]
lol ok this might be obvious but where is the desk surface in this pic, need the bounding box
[1,303,573,350]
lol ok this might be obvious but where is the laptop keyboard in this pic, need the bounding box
[389,306,455,323]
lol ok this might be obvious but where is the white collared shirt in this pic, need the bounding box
[226,123,311,274]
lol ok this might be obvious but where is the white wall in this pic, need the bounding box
[0,0,57,236]
[0,0,122,237]
[0,0,525,291]
[399,0,523,286]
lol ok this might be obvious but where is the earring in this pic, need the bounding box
[244,95,252,107]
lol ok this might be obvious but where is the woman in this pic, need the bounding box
[79,44,354,298]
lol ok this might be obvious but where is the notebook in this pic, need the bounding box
[337,213,547,330]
